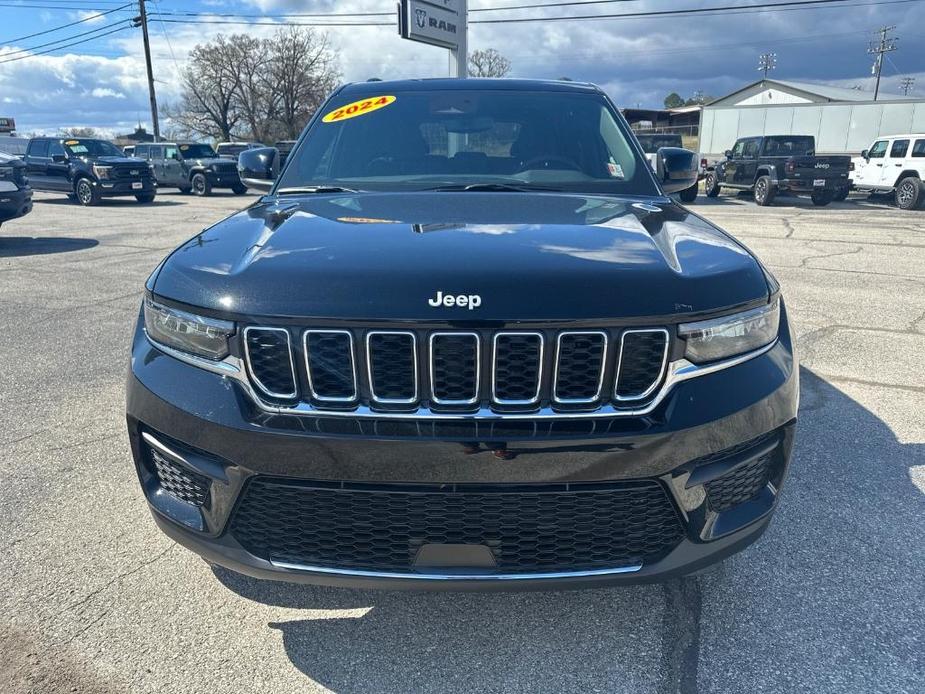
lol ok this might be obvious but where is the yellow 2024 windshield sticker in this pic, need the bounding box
[322,95,396,123]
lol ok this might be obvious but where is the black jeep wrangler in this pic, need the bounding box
[23,137,156,206]
[705,135,850,206]
[135,142,246,196]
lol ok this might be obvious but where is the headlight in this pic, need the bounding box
[92,165,113,179]
[679,299,780,363]
[144,297,234,360]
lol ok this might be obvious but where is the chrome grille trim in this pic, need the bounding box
[303,329,358,403]
[365,331,418,405]
[552,330,608,405]
[429,332,481,406]
[614,328,670,402]
[491,332,544,407]
[242,326,297,400]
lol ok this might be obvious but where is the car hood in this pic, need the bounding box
[186,157,234,167]
[152,192,770,321]
[85,156,147,166]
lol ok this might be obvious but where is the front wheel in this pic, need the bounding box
[74,178,100,206]
[704,172,720,197]
[231,184,248,195]
[135,193,156,204]
[678,182,698,203]
[191,173,211,197]
[753,175,776,206]
[811,190,834,206]
[895,177,924,210]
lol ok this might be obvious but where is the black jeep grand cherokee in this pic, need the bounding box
[127,79,797,590]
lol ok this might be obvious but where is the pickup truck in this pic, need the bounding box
[850,134,925,210]
[0,151,32,227]
[704,135,851,206]
[635,133,703,203]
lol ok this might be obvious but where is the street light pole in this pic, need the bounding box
[449,0,467,78]
[137,0,160,141]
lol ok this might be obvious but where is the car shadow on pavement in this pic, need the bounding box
[212,367,924,693]
[34,197,186,207]
[0,236,98,257]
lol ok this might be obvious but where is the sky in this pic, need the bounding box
[0,0,923,136]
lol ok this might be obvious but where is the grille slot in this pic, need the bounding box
[554,331,607,404]
[149,448,210,507]
[244,327,297,400]
[492,332,543,406]
[430,332,480,406]
[366,331,418,404]
[304,330,357,403]
[230,479,683,574]
[705,452,774,512]
[615,329,669,401]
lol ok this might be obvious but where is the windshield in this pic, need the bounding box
[278,89,655,195]
[635,134,683,153]
[63,139,124,157]
[762,136,814,156]
[179,144,216,159]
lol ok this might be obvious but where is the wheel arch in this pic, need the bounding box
[893,170,921,187]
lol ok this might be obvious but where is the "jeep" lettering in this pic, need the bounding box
[427,290,481,310]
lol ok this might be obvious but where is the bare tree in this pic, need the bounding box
[467,48,512,78]
[59,127,100,138]
[270,27,340,140]
[164,36,243,141]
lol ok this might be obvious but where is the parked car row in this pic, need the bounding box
[699,133,925,210]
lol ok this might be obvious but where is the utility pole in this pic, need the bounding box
[868,26,897,102]
[757,52,777,79]
[900,76,915,96]
[134,0,160,141]
[449,0,468,78]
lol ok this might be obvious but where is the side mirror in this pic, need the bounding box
[52,154,67,163]
[724,149,733,160]
[656,147,698,195]
[860,149,869,160]
[237,146,278,192]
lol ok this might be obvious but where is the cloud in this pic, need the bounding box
[1,0,923,133]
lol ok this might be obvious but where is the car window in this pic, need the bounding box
[49,141,65,158]
[135,144,149,158]
[164,146,178,160]
[29,140,49,158]
[743,139,760,158]
[150,146,164,159]
[912,139,925,158]
[868,140,888,159]
[761,136,814,156]
[889,140,909,158]
[279,89,654,195]
[731,141,746,158]
[178,144,217,159]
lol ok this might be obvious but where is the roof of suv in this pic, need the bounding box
[338,77,600,97]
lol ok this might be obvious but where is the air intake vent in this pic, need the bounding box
[149,448,210,507]
[244,327,297,399]
[430,333,480,406]
[554,331,607,404]
[367,331,417,404]
[304,330,357,402]
[492,332,543,406]
[615,329,669,401]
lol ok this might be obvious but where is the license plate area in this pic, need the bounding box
[813,179,826,187]
[132,181,143,190]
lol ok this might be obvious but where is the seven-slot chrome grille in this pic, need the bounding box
[242,325,671,415]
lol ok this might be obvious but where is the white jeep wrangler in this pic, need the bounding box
[850,134,925,210]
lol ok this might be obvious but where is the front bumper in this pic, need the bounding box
[205,171,242,188]
[0,187,32,223]
[97,179,157,197]
[127,308,798,590]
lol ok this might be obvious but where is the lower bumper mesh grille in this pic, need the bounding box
[150,448,210,507]
[230,479,683,574]
[705,452,774,511]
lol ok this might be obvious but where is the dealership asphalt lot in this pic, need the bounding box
[1,190,923,694]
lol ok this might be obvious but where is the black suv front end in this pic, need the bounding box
[127,79,798,590]
[0,153,32,225]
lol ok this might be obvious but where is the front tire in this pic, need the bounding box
[135,193,156,203]
[231,184,248,195]
[178,185,192,195]
[704,172,720,197]
[753,175,776,206]
[811,190,834,206]
[191,173,211,197]
[895,177,924,210]
[678,182,698,203]
[74,178,100,206]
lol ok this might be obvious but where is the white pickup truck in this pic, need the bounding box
[850,134,925,210]
[635,133,704,203]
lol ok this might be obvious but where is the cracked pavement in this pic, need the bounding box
[1,191,923,693]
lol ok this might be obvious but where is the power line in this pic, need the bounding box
[0,23,132,64]
[1,20,131,58]
[0,2,132,44]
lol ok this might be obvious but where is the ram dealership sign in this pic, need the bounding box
[399,0,463,50]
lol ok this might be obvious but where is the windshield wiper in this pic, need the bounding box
[427,182,558,193]
[276,186,361,195]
